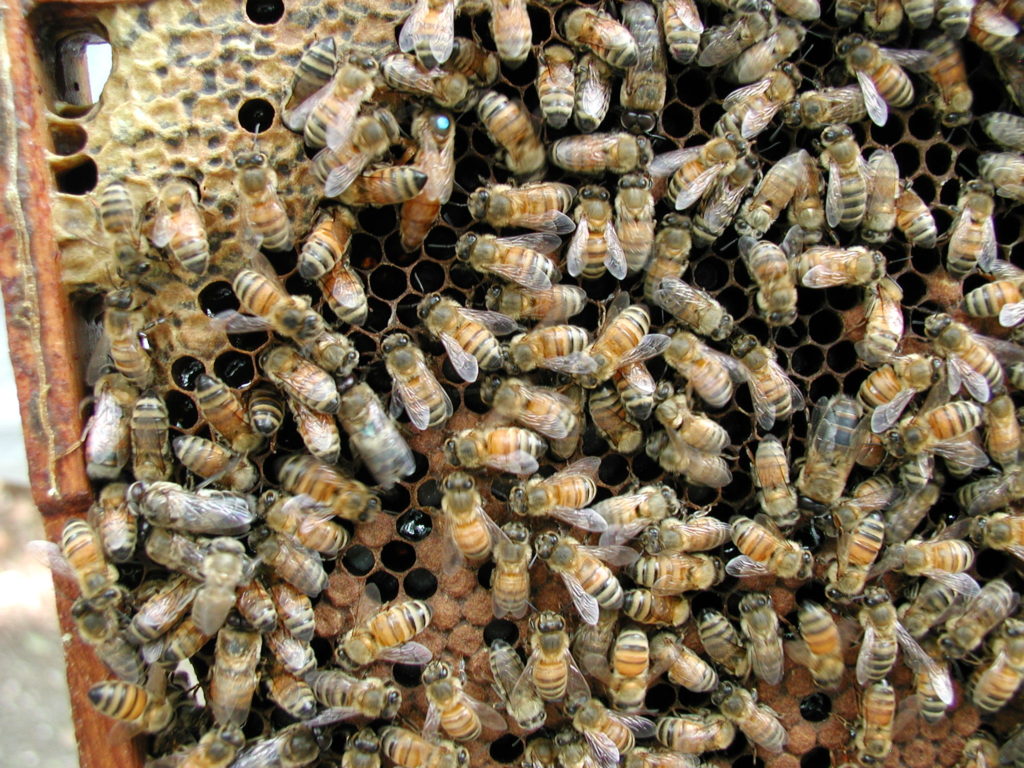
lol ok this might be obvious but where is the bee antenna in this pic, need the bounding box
[413,271,427,292]
[426,242,455,252]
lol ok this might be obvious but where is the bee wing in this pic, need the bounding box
[567,215,589,277]
[580,544,642,567]
[566,650,593,700]
[725,554,772,578]
[379,640,433,664]
[855,70,889,127]
[467,694,508,732]
[511,651,542,704]
[931,437,990,469]
[545,353,599,375]
[649,147,700,178]
[323,152,369,199]
[438,331,479,383]
[722,77,773,114]
[745,375,777,431]
[398,0,425,52]
[673,166,720,211]
[391,380,423,431]
[27,539,78,587]
[458,307,520,335]
[869,388,916,433]
[583,730,621,768]
[619,334,671,370]
[210,310,275,334]
[697,26,743,67]
[515,408,570,439]
[282,81,330,132]
[149,208,173,248]
[487,450,540,475]
[514,210,577,234]
[751,636,785,685]
[897,629,954,707]
[855,621,877,686]
[325,104,360,152]
[925,570,981,598]
[801,262,853,289]
[883,47,937,73]
[326,267,368,312]
[495,233,564,254]
[980,216,999,271]
[548,507,608,532]
[701,178,748,230]
[485,260,554,291]
[825,156,844,229]
[561,572,601,625]
[949,356,991,403]
[604,224,628,279]
[172,493,256,535]
[741,101,783,140]
[423,701,442,742]
[669,0,704,30]
[598,519,649,546]
[622,362,656,396]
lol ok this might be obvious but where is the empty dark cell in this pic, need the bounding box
[396,508,432,542]
[716,287,748,319]
[939,178,961,206]
[645,683,677,711]
[687,485,716,506]
[799,692,832,722]
[827,341,857,373]
[364,297,393,333]
[502,55,538,87]
[806,313,839,348]
[348,330,377,356]
[690,590,723,614]
[631,451,662,481]
[956,146,979,179]
[827,285,861,310]
[731,755,765,768]
[417,477,443,507]
[795,580,827,604]
[892,142,919,176]
[483,618,520,646]
[407,451,429,483]
[962,272,988,296]
[284,273,318,300]
[720,410,752,444]
[365,361,392,398]
[379,483,411,515]
[311,636,333,667]
[910,248,940,276]
[237,98,274,132]
[599,454,629,484]
[387,233,420,267]
[699,102,725,134]
[404,568,438,599]
[165,390,198,429]
[574,301,600,329]
[582,272,622,299]
[998,214,1021,245]
[215,351,254,388]
[442,195,473,228]
[582,425,610,456]
[342,545,375,576]
[790,345,824,378]
[462,382,490,414]
[171,356,205,390]
[908,109,938,140]
[722,472,752,503]
[242,711,265,739]
[774,320,808,349]
[396,295,422,327]
[246,0,284,23]
[55,156,98,194]
[870,115,903,145]
[267,248,297,275]
[410,260,445,294]
[796,286,826,314]
[528,4,552,42]
[443,384,461,414]
[455,154,492,196]
[366,571,399,602]
[809,375,840,401]
[381,540,416,572]
[490,735,524,764]
[801,747,831,768]
[358,207,397,238]
[349,233,383,270]
[50,123,87,156]
[976,548,1009,579]
[693,255,730,291]
[661,101,694,138]
[471,126,498,157]
[477,560,496,589]
[676,687,712,709]
[926,144,953,176]
[742,317,770,345]
[450,262,482,290]
[228,331,268,352]
[369,265,407,301]
[842,366,868,396]
[392,663,424,688]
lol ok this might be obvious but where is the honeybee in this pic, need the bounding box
[620,1,668,133]
[261,491,348,556]
[508,325,595,376]
[855,681,896,766]
[937,0,975,36]
[340,729,382,768]
[738,235,798,327]
[266,624,315,677]
[720,63,800,140]
[979,152,1024,206]
[655,713,734,754]
[486,0,531,67]
[550,133,654,176]
[230,266,323,344]
[172,436,256,493]
[562,6,639,69]
[968,2,1020,57]
[234,579,277,636]
[646,429,733,487]
[958,737,1001,768]
[246,386,284,438]
[189,539,253,636]
[259,347,338,416]
[516,611,591,707]
[630,550,726,593]
[334,597,433,669]
[900,578,961,644]
[312,108,401,199]
[858,354,940,433]
[584,628,652,713]
[444,426,547,475]
[652,277,733,341]
[469,182,576,236]
[269,582,315,643]
[751,436,798,529]
[88,678,172,733]
[235,151,291,251]
[485,284,586,326]
[696,8,773,70]
[418,294,515,383]
[923,36,972,128]
[595,483,679,545]
[947,180,998,279]
[444,36,499,85]
[736,592,784,685]
[307,669,403,719]
[654,390,731,454]
[574,53,613,133]
[489,638,546,732]
[642,216,691,302]
[481,522,529,621]
[336,379,415,489]
[208,626,262,727]
[129,480,255,536]
[621,589,690,627]
[784,84,868,130]
[534,531,639,624]
[337,165,429,206]
[380,726,469,768]
[837,35,933,127]
[148,724,246,768]
[566,185,626,280]
[726,17,806,84]
[711,682,787,753]
[727,515,812,580]
[858,150,900,244]
[439,471,500,567]
[307,329,359,376]
[796,395,865,507]
[230,724,320,768]
[826,510,886,599]
[892,400,989,487]
[565,693,655,765]
[794,244,885,289]
[276,454,379,523]
[126,392,171,486]
[970,618,1024,714]
[693,154,759,248]
[649,633,718,693]
[401,110,456,251]
[457,232,561,291]
[84,372,135,481]
[149,179,209,275]
[615,175,656,274]
[735,149,808,238]
[478,90,545,179]
[380,333,450,431]
[891,182,937,249]
[192,374,261,456]
[536,45,576,129]
[925,313,1004,403]
[71,590,141,683]
[855,277,906,366]
[422,660,505,741]
[901,0,937,26]
[295,55,376,151]
[659,329,739,410]
[249,526,328,597]
[790,601,844,689]
[381,53,470,109]
[651,135,745,212]
[590,383,644,453]
[141,526,206,583]
[507,457,603,532]
[814,124,868,231]
[399,0,455,69]
[482,377,582,458]
[82,485,135,566]
[981,111,1024,151]
[639,512,731,555]
[697,609,750,677]
[98,180,147,281]
[102,288,153,387]
[732,334,804,430]
[984,394,1022,468]
[582,301,668,389]
[656,0,703,64]
[282,37,337,130]
[971,510,1024,562]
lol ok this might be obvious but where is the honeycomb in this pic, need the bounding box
[9,0,1024,764]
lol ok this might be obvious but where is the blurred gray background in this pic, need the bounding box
[0,308,79,767]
